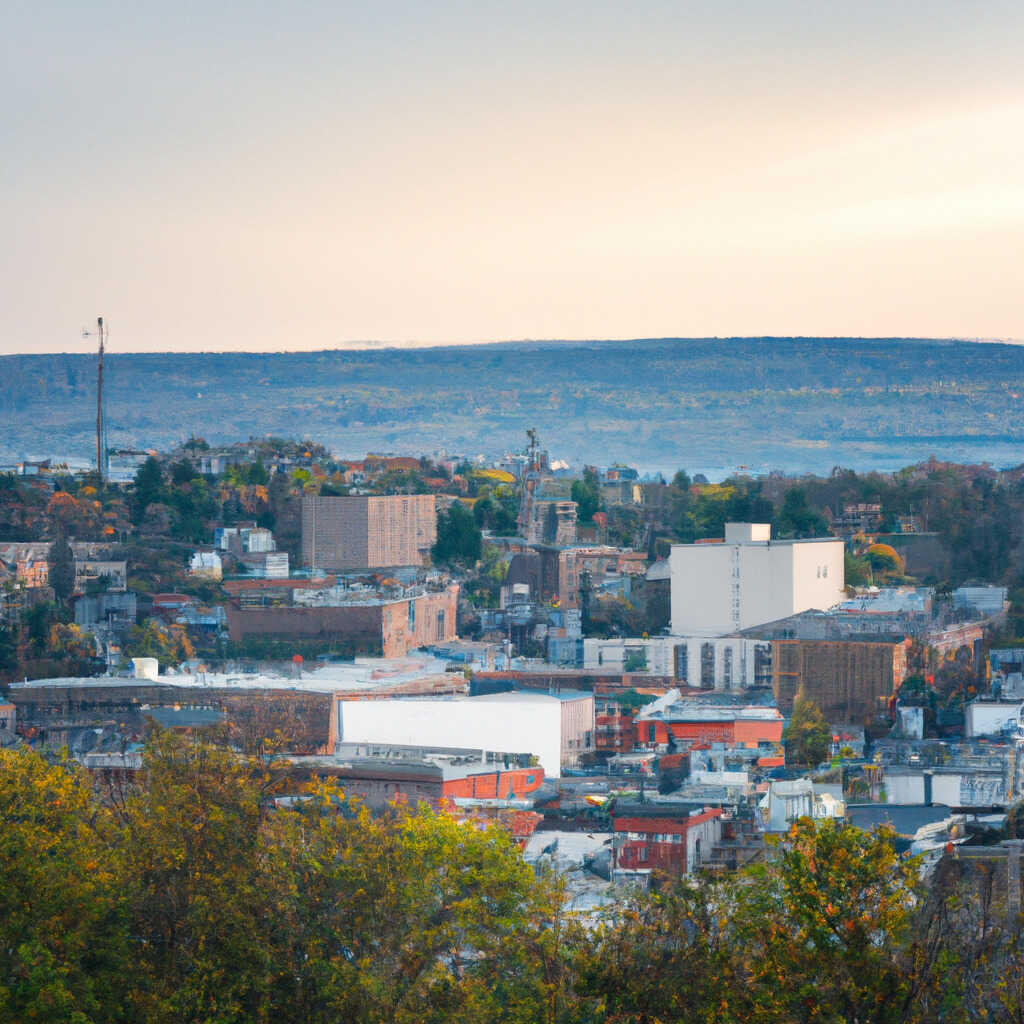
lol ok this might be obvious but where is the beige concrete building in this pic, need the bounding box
[302,495,437,569]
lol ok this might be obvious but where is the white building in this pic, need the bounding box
[189,551,223,580]
[965,699,1024,739]
[670,523,844,635]
[333,691,594,778]
[582,635,772,691]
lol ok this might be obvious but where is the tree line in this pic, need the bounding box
[4,732,1024,1023]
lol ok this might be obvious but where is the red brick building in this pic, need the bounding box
[612,801,724,878]
[635,700,783,751]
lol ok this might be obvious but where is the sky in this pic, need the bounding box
[3,0,1024,353]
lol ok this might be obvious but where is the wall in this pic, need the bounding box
[335,692,566,776]
[773,638,907,723]
[559,695,596,768]
[669,532,844,636]
[966,701,1024,738]
[583,635,772,691]
[302,495,436,569]
[442,767,544,799]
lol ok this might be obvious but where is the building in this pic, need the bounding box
[965,699,1024,739]
[583,635,772,692]
[991,649,1024,696]
[73,560,127,595]
[634,692,784,751]
[523,499,578,546]
[770,637,908,723]
[611,802,723,879]
[189,551,223,580]
[74,591,137,631]
[227,583,459,658]
[331,690,595,777]
[669,523,845,635]
[302,495,437,570]
[279,755,545,811]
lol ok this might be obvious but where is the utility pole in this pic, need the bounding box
[83,316,108,482]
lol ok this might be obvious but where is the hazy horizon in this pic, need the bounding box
[4,1,1024,354]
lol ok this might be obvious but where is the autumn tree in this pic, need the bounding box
[0,748,128,1023]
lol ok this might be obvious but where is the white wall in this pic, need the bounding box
[670,527,844,635]
[582,635,771,692]
[966,701,1024,738]
[337,693,565,777]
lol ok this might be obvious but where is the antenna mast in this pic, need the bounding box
[84,317,108,482]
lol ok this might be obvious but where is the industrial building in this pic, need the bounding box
[582,635,773,692]
[770,637,909,724]
[226,582,459,658]
[634,692,784,750]
[331,690,595,777]
[301,494,437,570]
[669,522,844,635]
[611,802,723,880]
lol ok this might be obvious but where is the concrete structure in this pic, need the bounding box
[302,494,436,570]
[583,635,773,691]
[75,591,137,630]
[332,690,595,777]
[227,584,459,658]
[0,702,15,733]
[771,637,909,723]
[965,699,1024,739]
[669,523,844,635]
[885,768,1009,808]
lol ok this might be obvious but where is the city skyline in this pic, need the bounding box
[3,1,1024,354]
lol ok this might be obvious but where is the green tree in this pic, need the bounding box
[785,695,832,766]
[775,487,830,539]
[571,474,600,523]
[432,502,482,566]
[48,533,75,605]
[132,456,164,524]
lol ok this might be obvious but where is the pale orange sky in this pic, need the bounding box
[2,1,1023,353]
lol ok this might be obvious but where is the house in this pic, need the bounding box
[611,801,723,880]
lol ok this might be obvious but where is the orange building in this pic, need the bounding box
[634,699,783,751]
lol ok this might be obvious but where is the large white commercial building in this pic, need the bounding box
[332,691,594,778]
[670,523,844,635]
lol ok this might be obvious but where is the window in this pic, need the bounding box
[648,724,657,743]
[823,565,828,578]
[701,643,715,689]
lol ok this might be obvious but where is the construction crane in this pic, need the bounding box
[82,316,108,482]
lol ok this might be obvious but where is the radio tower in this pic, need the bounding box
[83,316,108,482]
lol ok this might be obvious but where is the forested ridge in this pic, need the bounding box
[4,337,1024,473]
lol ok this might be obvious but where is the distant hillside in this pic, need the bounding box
[3,337,1024,476]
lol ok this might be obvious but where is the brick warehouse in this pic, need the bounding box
[772,637,909,724]
[227,584,459,658]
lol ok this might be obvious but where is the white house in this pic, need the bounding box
[670,523,844,635]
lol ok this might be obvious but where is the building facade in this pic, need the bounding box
[302,494,437,570]
[670,523,844,635]
[226,583,459,658]
[772,637,908,723]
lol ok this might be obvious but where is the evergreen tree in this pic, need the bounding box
[48,534,75,606]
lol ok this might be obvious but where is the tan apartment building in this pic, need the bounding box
[772,638,909,725]
[302,495,436,570]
